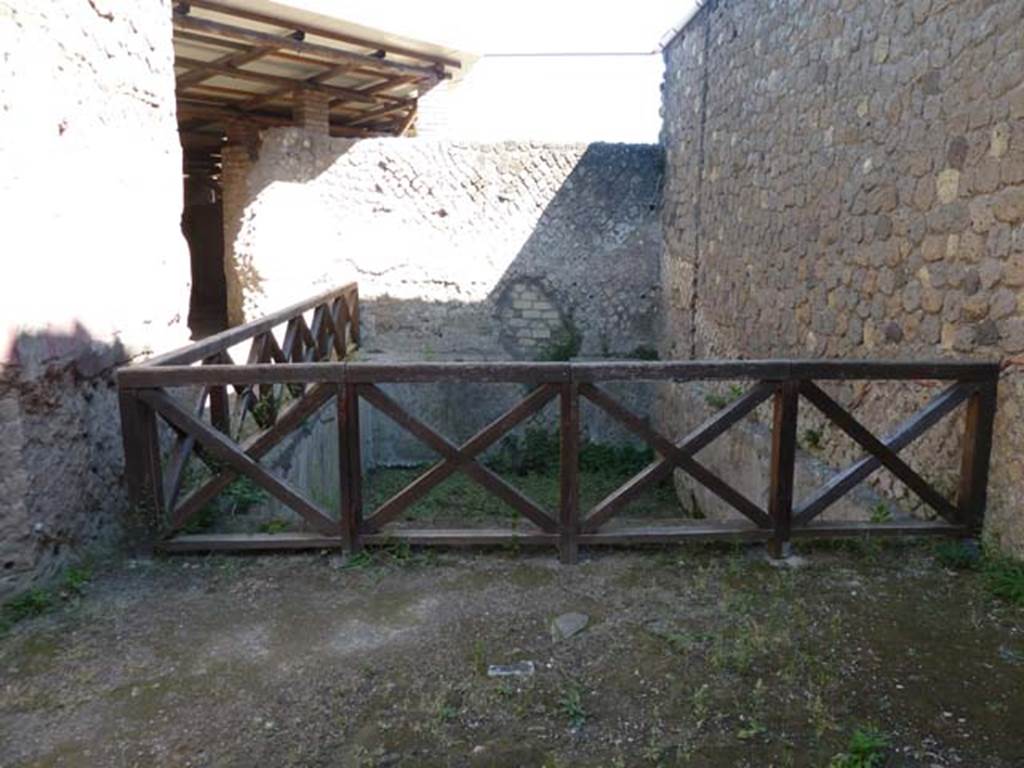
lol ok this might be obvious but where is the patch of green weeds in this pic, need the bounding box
[364,427,677,523]
[934,540,980,571]
[251,392,279,429]
[339,551,375,570]
[704,383,745,410]
[2,589,52,623]
[736,719,766,741]
[809,691,839,737]
[828,726,889,768]
[691,683,711,726]
[558,682,587,729]
[223,477,269,509]
[258,518,289,534]
[182,505,218,534]
[801,428,823,450]
[61,565,92,597]
[538,321,582,362]
[665,630,703,654]
[472,639,487,676]
[869,503,892,524]
[709,617,778,675]
[1,562,94,632]
[489,427,658,478]
[337,542,438,571]
[436,701,458,724]
[183,475,269,534]
[983,555,1024,606]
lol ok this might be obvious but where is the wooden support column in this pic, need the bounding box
[767,380,799,559]
[338,383,363,552]
[559,381,580,564]
[117,390,164,556]
[957,379,998,534]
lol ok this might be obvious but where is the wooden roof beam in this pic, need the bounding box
[177,100,293,128]
[346,101,415,127]
[328,124,388,138]
[184,0,462,71]
[174,55,398,106]
[177,45,277,88]
[172,10,442,82]
[175,29,437,88]
[237,62,356,112]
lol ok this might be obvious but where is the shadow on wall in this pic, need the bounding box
[1,325,132,599]
[183,174,227,340]
[347,144,666,362]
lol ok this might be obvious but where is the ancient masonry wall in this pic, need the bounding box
[221,136,664,478]
[222,135,663,361]
[0,0,190,598]
[659,0,1024,553]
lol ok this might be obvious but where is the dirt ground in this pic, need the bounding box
[1,541,1022,767]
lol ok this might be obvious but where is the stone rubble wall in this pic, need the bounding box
[0,0,190,598]
[222,136,665,479]
[659,0,1024,553]
[224,135,663,361]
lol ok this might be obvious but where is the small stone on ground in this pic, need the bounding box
[486,661,535,678]
[551,611,589,640]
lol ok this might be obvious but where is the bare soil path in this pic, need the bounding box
[1,543,1022,767]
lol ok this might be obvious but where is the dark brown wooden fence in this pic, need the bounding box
[117,284,999,563]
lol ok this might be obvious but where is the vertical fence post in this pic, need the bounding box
[338,382,363,553]
[957,378,997,534]
[768,379,799,559]
[206,354,231,433]
[559,379,580,564]
[209,387,230,434]
[348,286,360,347]
[118,388,164,556]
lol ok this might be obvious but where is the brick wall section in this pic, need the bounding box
[292,91,331,134]
[500,282,566,355]
[0,0,188,597]
[659,0,1024,554]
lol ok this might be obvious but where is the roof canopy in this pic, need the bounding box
[173,0,468,175]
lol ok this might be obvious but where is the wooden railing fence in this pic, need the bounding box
[117,284,998,563]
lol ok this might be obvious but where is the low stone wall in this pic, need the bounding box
[0,0,190,598]
[659,0,1024,549]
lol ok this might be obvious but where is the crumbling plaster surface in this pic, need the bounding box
[0,0,190,597]
[659,0,1024,552]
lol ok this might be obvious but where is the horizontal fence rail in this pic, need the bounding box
[117,287,999,563]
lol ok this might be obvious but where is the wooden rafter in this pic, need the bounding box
[174,28,438,84]
[172,10,441,82]
[176,100,292,127]
[347,101,415,127]
[175,55,387,105]
[176,45,276,88]
[184,0,461,70]
[171,2,458,144]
